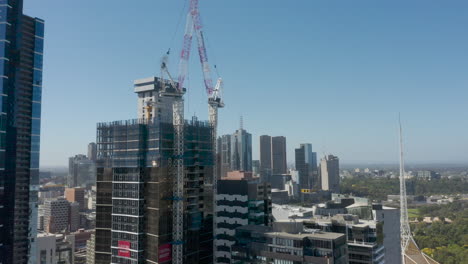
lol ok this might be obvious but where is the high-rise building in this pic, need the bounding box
[65,187,86,211]
[94,77,214,264]
[69,202,80,232]
[215,171,272,263]
[0,1,44,262]
[259,135,272,175]
[44,198,70,234]
[259,135,287,181]
[295,144,318,191]
[271,136,287,174]
[87,142,97,162]
[68,154,96,187]
[218,134,232,178]
[230,127,252,172]
[320,155,340,193]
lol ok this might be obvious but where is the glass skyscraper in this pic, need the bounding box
[0,0,44,263]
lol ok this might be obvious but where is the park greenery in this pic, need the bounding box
[410,202,468,264]
[340,176,467,201]
[340,177,468,263]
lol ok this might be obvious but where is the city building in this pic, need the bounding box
[271,136,287,174]
[230,125,252,172]
[94,77,214,264]
[218,134,232,178]
[68,154,96,187]
[36,233,75,264]
[304,215,385,264]
[44,198,70,233]
[320,155,340,193]
[295,144,318,192]
[231,222,348,264]
[259,135,287,181]
[416,170,441,181]
[86,234,96,264]
[252,160,260,177]
[215,171,272,263]
[259,135,272,180]
[88,142,97,162]
[0,1,45,262]
[65,187,86,211]
[69,202,80,232]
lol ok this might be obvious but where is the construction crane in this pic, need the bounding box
[159,0,224,263]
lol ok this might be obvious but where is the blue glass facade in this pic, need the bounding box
[0,0,44,263]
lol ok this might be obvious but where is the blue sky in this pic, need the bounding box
[24,0,468,167]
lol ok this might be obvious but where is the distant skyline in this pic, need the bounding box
[25,0,468,166]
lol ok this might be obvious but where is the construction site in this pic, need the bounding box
[92,0,441,263]
[94,0,223,263]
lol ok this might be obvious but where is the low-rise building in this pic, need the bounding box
[231,223,348,264]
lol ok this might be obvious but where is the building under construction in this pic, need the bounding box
[94,77,214,264]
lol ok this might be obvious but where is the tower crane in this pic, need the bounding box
[158,0,224,263]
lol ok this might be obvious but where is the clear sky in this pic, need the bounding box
[24,0,468,167]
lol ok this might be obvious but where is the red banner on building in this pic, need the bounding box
[118,240,131,257]
[158,244,172,262]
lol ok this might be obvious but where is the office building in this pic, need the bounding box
[231,222,348,264]
[88,142,97,162]
[86,234,96,264]
[304,214,385,264]
[0,1,44,262]
[68,154,96,187]
[295,144,319,192]
[252,160,260,177]
[320,155,340,193]
[271,136,287,174]
[259,135,272,176]
[36,233,75,264]
[416,170,441,181]
[215,172,272,263]
[230,126,252,172]
[65,187,86,211]
[44,198,70,233]
[259,135,287,180]
[218,134,232,178]
[69,202,80,232]
[94,77,214,264]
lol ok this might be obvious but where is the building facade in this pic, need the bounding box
[230,128,252,172]
[259,135,272,178]
[88,142,97,162]
[231,223,348,264]
[320,155,340,193]
[65,187,86,211]
[215,172,272,263]
[0,1,44,262]
[44,198,70,233]
[68,154,96,188]
[271,136,287,174]
[218,134,232,178]
[95,77,214,264]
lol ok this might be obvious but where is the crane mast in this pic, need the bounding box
[162,1,224,264]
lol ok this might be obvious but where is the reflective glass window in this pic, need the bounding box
[33,69,42,86]
[31,118,40,135]
[0,57,8,76]
[34,37,43,53]
[0,41,8,58]
[32,84,41,102]
[0,132,4,148]
[35,20,44,37]
[32,102,41,118]
[0,150,4,168]
[0,6,8,24]
[34,52,42,69]
[31,135,40,152]
[30,169,39,185]
[30,152,39,168]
